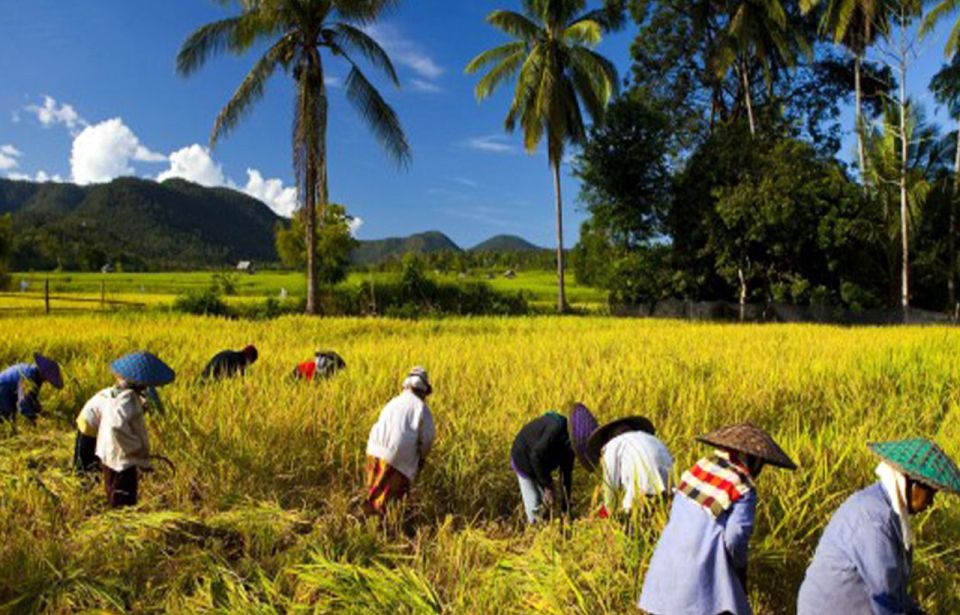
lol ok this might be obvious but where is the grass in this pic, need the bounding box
[1,314,959,613]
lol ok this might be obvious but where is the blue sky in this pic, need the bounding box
[0,1,957,248]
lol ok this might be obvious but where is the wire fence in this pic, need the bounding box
[0,279,147,314]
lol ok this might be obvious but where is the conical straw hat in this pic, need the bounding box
[696,422,797,470]
[869,439,960,495]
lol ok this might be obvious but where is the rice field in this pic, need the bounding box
[1,314,960,613]
[9,270,607,310]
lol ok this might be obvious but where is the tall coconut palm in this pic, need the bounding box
[466,0,621,313]
[930,55,960,309]
[924,0,960,313]
[177,0,411,315]
[713,0,798,136]
[801,0,891,179]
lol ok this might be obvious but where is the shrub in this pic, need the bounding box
[173,287,231,317]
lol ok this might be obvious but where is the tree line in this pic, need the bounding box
[573,0,960,319]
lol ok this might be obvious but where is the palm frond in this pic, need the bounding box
[473,47,528,101]
[563,20,603,46]
[210,35,295,148]
[334,0,402,25]
[465,41,527,75]
[343,66,412,166]
[177,15,257,76]
[488,10,542,42]
[921,0,960,41]
[325,22,400,86]
[567,4,627,32]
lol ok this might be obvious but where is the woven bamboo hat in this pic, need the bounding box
[869,438,960,495]
[696,422,797,470]
[585,415,656,472]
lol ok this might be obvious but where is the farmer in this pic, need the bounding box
[0,353,63,424]
[797,438,960,614]
[638,422,797,615]
[584,415,673,517]
[95,351,175,507]
[362,366,435,516]
[293,350,346,381]
[510,403,598,524]
[73,375,164,474]
[201,344,258,381]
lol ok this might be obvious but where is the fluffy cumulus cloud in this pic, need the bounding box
[70,118,166,184]
[25,96,88,134]
[0,144,22,171]
[7,170,64,183]
[155,146,299,217]
[348,216,364,236]
[242,168,298,217]
[157,144,226,187]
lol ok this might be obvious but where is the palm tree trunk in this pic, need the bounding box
[898,11,909,324]
[738,265,747,322]
[740,58,756,136]
[854,53,868,186]
[552,160,566,313]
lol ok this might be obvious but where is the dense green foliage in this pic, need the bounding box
[275,204,357,286]
[351,231,460,266]
[572,2,960,315]
[0,177,281,271]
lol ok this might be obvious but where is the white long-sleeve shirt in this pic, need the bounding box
[366,388,435,481]
[602,431,673,512]
[95,387,151,472]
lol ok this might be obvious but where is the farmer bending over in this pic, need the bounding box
[0,353,62,424]
[201,344,258,381]
[363,367,435,516]
[96,352,175,507]
[510,403,599,524]
[293,350,346,381]
[585,415,673,518]
[798,438,960,614]
[639,422,797,615]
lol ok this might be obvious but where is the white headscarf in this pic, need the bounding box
[876,461,913,549]
[402,366,431,394]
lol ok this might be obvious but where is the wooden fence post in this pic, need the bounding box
[101,280,106,310]
[44,279,50,314]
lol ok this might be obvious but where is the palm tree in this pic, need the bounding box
[466,0,621,313]
[177,0,411,314]
[930,55,960,309]
[713,0,798,136]
[801,0,891,179]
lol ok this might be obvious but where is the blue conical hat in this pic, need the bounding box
[869,439,960,495]
[110,352,175,387]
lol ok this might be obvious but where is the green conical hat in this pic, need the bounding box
[868,439,960,495]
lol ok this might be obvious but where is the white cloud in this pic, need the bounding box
[6,170,64,183]
[0,144,22,171]
[156,148,299,217]
[26,96,88,134]
[70,118,165,184]
[410,78,442,93]
[242,168,298,217]
[364,24,443,92]
[348,215,364,236]
[463,134,520,155]
[450,176,479,189]
[157,144,226,187]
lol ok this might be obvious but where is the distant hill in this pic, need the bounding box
[351,231,461,265]
[0,176,282,270]
[469,234,541,252]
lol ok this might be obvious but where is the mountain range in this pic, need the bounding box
[0,177,542,269]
